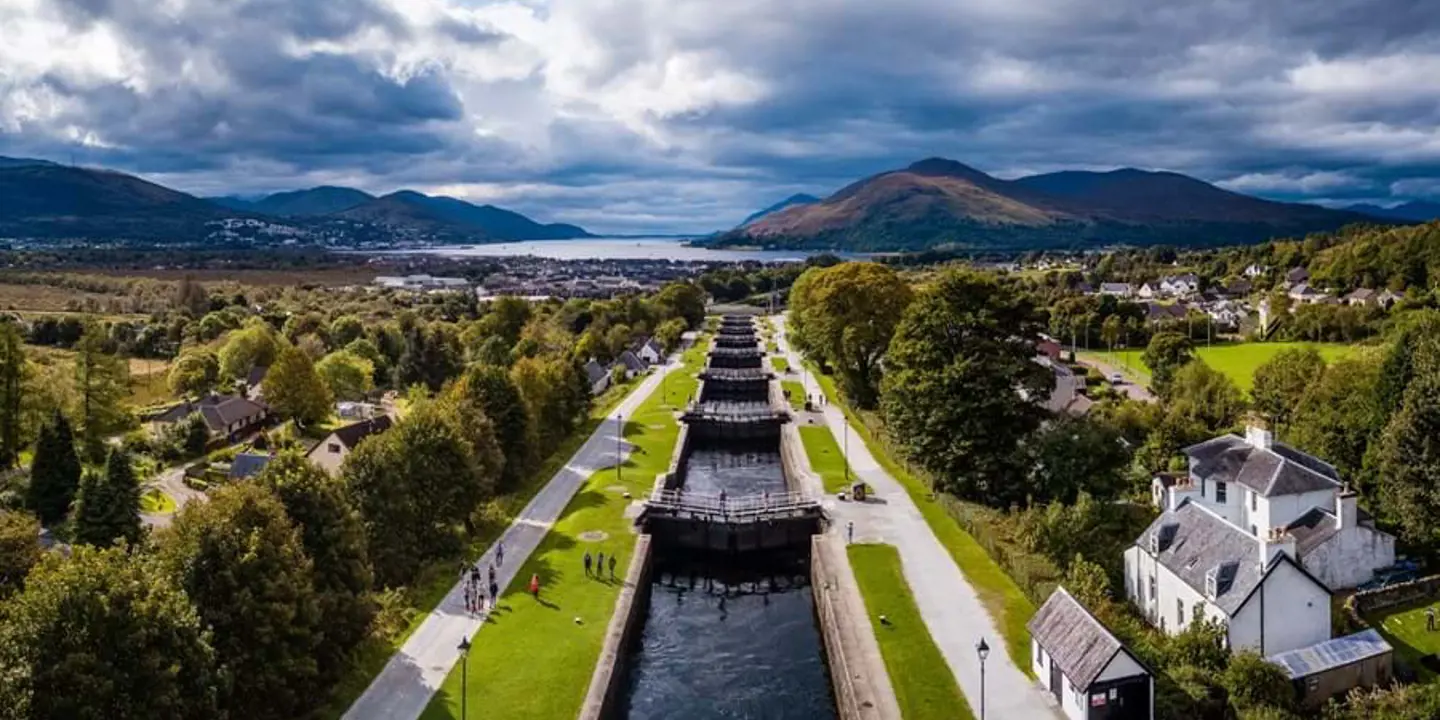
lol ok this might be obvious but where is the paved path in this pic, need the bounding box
[142,464,206,529]
[1074,352,1155,402]
[343,357,678,720]
[775,317,1060,720]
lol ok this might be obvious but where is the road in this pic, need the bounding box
[141,464,207,529]
[1073,353,1156,402]
[776,316,1062,720]
[342,356,678,720]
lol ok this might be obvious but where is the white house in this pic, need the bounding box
[1244,264,1267,278]
[584,359,610,395]
[634,337,664,365]
[1039,358,1092,417]
[305,416,393,476]
[1137,283,1158,300]
[1123,499,1332,656]
[615,350,647,379]
[373,274,469,291]
[1152,426,1395,589]
[1159,274,1200,297]
[1099,283,1134,298]
[1030,587,1153,720]
[1287,283,1327,305]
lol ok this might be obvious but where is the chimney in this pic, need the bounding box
[1260,527,1296,568]
[1337,487,1358,529]
[1245,423,1273,450]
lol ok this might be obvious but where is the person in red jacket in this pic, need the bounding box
[529,573,540,599]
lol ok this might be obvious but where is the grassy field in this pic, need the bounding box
[139,488,176,514]
[1366,600,1440,681]
[772,356,790,373]
[849,544,973,720]
[808,363,1036,676]
[418,341,707,720]
[319,372,644,717]
[1082,341,1360,393]
[799,425,850,493]
[781,380,806,410]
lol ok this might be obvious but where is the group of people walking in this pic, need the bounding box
[461,540,504,615]
[583,550,619,581]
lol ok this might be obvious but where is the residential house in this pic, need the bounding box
[1285,267,1310,288]
[1150,426,1395,590]
[374,274,470,291]
[634,336,664,365]
[1224,279,1253,298]
[1099,283,1134,298]
[615,350,647,379]
[1287,283,1327,305]
[244,365,269,399]
[1037,338,1064,362]
[1040,358,1092,417]
[1244,264,1267,278]
[1159,274,1200,297]
[1343,288,1376,307]
[1030,587,1153,720]
[1123,499,1332,655]
[1377,289,1402,308]
[1268,629,1393,709]
[585,359,610,395]
[306,416,394,476]
[1137,283,1159,300]
[149,393,271,441]
[1144,302,1190,325]
[228,452,272,481]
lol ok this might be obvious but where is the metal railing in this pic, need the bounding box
[646,488,819,520]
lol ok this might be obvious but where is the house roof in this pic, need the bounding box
[246,365,269,387]
[1100,283,1131,293]
[197,395,269,433]
[322,416,393,452]
[1184,434,1341,498]
[617,350,647,372]
[1287,267,1310,282]
[1268,629,1391,680]
[1136,501,1270,615]
[1028,587,1138,689]
[1283,506,1341,555]
[584,359,608,384]
[228,453,272,480]
[150,401,199,424]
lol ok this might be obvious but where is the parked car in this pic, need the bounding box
[1109,372,1125,384]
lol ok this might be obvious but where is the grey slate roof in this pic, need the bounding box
[1028,587,1135,689]
[617,350,647,372]
[327,416,393,451]
[584,359,608,385]
[1284,507,1340,554]
[1184,435,1340,498]
[198,394,269,434]
[1136,501,1268,615]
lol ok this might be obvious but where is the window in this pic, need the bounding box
[1216,481,1228,504]
[1250,490,1257,511]
[1250,524,1257,536]
[1176,598,1184,626]
[328,443,341,454]
[1149,575,1156,602]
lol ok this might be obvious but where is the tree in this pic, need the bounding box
[476,297,532,347]
[256,451,375,683]
[880,269,1051,506]
[71,447,143,547]
[1101,314,1121,353]
[344,337,388,383]
[1252,348,1327,431]
[329,315,365,348]
[174,276,210,316]
[1288,357,1386,483]
[72,321,129,455]
[263,345,334,425]
[0,547,219,719]
[654,317,687,353]
[510,355,589,456]
[394,323,462,392]
[1062,554,1112,608]
[1026,415,1131,503]
[0,324,24,468]
[0,510,39,599]
[342,403,490,586]
[445,364,532,491]
[1373,369,1440,544]
[218,319,281,381]
[1222,651,1297,714]
[1166,360,1247,435]
[315,350,375,401]
[655,281,707,328]
[158,483,321,720]
[168,348,220,397]
[1142,331,1194,397]
[26,411,81,526]
[790,262,913,408]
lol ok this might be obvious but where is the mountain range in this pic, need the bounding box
[738,193,820,227]
[1342,201,1440,223]
[718,158,1386,251]
[0,157,592,243]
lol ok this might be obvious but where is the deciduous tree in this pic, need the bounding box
[445,364,532,491]
[790,262,913,408]
[1142,331,1194,397]
[168,348,220,397]
[1373,370,1440,544]
[218,319,281,381]
[315,350,375,401]
[1252,348,1326,431]
[0,510,39,598]
[263,345,334,425]
[1166,360,1247,435]
[1026,415,1131,503]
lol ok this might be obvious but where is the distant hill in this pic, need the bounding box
[334,190,591,241]
[1345,201,1440,222]
[209,186,374,217]
[717,158,1376,251]
[0,164,234,240]
[739,194,820,227]
[0,156,58,169]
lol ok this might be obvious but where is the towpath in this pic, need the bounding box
[342,357,678,720]
[775,315,1061,720]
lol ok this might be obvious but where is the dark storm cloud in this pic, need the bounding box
[7,0,1440,233]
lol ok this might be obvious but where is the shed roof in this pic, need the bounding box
[1268,629,1392,680]
[1028,587,1138,689]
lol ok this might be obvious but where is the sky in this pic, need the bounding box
[3,0,1440,235]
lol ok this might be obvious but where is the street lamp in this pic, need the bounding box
[616,412,624,483]
[457,635,472,720]
[976,637,990,720]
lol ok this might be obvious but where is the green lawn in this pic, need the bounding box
[1366,600,1440,681]
[808,363,1036,676]
[849,544,973,720]
[781,380,807,411]
[319,367,643,717]
[419,341,708,720]
[1084,341,1359,393]
[139,488,176,514]
[800,425,850,493]
[772,356,790,373]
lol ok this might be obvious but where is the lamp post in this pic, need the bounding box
[976,637,990,720]
[843,422,850,485]
[616,412,624,483]
[458,635,472,720]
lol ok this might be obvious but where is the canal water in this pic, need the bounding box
[619,551,836,720]
[680,438,786,497]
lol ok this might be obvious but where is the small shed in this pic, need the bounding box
[1028,587,1153,720]
[1268,629,1393,709]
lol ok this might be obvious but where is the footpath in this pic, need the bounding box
[775,317,1060,720]
[342,358,678,720]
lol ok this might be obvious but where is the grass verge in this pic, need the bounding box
[419,341,707,720]
[781,380,807,411]
[807,363,1036,676]
[1366,599,1440,681]
[318,373,643,717]
[1079,341,1359,393]
[799,425,849,493]
[139,488,176,514]
[772,356,790,373]
[849,544,974,720]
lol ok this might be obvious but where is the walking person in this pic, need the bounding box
[847,521,854,544]
[497,540,505,567]
[1428,606,1436,632]
[584,551,593,577]
[490,579,499,607]
[609,554,618,581]
[489,563,496,586]
[597,551,606,579]
[463,582,473,614]
[529,573,540,599]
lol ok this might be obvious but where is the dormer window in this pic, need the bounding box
[1216,482,1228,504]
